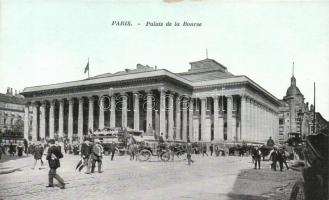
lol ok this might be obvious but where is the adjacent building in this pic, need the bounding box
[278,72,313,143]
[21,59,281,143]
[0,88,27,135]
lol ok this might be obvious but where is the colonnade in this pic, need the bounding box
[23,89,278,143]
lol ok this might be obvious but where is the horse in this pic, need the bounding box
[126,135,139,161]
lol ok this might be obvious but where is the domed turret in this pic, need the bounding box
[285,76,302,97]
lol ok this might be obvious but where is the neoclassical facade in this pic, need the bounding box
[21,59,280,143]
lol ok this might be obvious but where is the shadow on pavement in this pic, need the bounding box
[227,164,300,200]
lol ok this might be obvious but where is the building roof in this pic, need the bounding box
[0,93,25,105]
[21,59,281,106]
[285,76,303,97]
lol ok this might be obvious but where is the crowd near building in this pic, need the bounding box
[21,59,281,144]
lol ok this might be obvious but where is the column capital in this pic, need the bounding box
[88,96,95,101]
[145,90,153,95]
[226,95,233,100]
[132,91,141,96]
[158,87,167,93]
[78,97,84,103]
[50,100,56,106]
[212,95,219,100]
[58,98,65,103]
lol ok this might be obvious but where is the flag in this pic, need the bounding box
[84,59,89,74]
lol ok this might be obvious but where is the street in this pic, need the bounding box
[0,154,300,200]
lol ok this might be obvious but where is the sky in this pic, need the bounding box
[0,0,328,119]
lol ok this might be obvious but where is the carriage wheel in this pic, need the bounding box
[160,152,170,162]
[176,151,186,159]
[290,180,306,200]
[138,149,151,161]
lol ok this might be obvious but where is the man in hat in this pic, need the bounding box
[91,139,103,173]
[186,142,194,165]
[80,139,92,173]
[46,139,65,189]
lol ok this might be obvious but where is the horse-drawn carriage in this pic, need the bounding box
[289,133,328,200]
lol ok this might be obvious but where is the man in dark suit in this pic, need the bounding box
[46,139,65,189]
[80,139,92,173]
[109,141,118,161]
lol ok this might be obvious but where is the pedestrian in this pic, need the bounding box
[109,141,118,161]
[80,139,92,173]
[91,139,103,173]
[17,142,24,157]
[209,144,214,156]
[252,146,261,169]
[23,139,28,155]
[9,143,16,156]
[32,143,44,169]
[170,143,175,161]
[28,142,34,155]
[186,142,194,165]
[0,144,2,160]
[215,145,220,157]
[277,148,289,171]
[269,147,278,171]
[266,136,275,147]
[282,148,290,170]
[46,139,65,189]
[202,143,208,157]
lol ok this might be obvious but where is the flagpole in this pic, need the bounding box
[88,57,90,78]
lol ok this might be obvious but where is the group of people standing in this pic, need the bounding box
[269,147,290,171]
[78,139,104,174]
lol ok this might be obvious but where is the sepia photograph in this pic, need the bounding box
[0,0,328,200]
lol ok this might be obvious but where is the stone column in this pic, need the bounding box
[110,96,116,128]
[255,103,261,142]
[249,100,254,141]
[245,98,251,141]
[133,92,140,131]
[200,97,206,141]
[226,96,233,141]
[78,97,84,142]
[213,96,219,141]
[39,102,46,140]
[159,89,166,137]
[32,102,38,141]
[68,98,74,141]
[49,100,55,139]
[146,91,153,129]
[182,100,188,141]
[218,97,224,141]
[189,98,194,142]
[99,96,105,129]
[24,104,29,140]
[175,96,181,140]
[58,99,64,138]
[240,95,247,141]
[168,93,174,140]
[88,96,94,132]
[121,94,128,128]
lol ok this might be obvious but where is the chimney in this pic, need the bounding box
[15,90,17,95]
[10,88,13,95]
[155,66,157,70]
